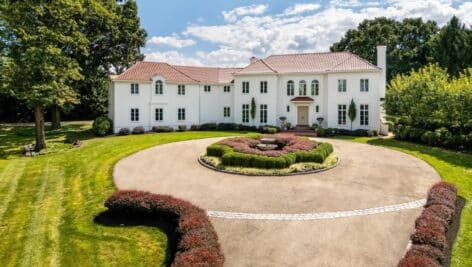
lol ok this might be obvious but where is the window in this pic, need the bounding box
[360,104,369,125]
[311,80,319,96]
[155,108,163,121]
[360,79,369,92]
[204,85,211,92]
[260,104,267,123]
[260,81,267,93]
[242,81,249,94]
[130,108,139,121]
[131,83,139,94]
[178,108,186,121]
[287,80,294,96]
[242,104,249,123]
[287,105,290,112]
[178,85,185,95]
[155,80,163,95]
[224,85,231,92]
[338,79,347,92]
[315,105,319,113]
[338,105,347,125]
[223,107,231,117]
[299,80,307,96]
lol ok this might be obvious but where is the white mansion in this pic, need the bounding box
[109,46,387,133]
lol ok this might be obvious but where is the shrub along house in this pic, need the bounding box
[109,46,387,134]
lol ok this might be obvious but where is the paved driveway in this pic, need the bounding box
[114,137,440,266]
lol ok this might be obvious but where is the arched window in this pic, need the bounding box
[287,80,294,96]
[299,80,307,96]
[311,80,319,96]
[155,80,163,95]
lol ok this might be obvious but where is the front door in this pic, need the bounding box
[297,106,309,125]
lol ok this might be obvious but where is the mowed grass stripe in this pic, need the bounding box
[0,160,27,221]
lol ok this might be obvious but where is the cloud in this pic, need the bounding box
[283,3,321,16]
[146,35,196,48]
[222,4,268,22]
[146,0,472,66]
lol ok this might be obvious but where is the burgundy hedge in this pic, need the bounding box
[104,190,224,267]
[398,182,457,267]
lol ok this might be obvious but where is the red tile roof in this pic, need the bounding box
[113,61,241,84]
[290,97,314,102]
[236,51,380,75]
[113,51,380,83]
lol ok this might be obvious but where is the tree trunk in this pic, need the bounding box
[34,106,47,151]
[51,105,61,129]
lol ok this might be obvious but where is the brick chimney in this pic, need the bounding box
[250,56,258,64]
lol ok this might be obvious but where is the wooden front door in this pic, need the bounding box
[297,106,309,125]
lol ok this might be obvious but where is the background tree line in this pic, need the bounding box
[0,0,146,150]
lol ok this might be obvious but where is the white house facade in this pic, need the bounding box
[109,46,387,133]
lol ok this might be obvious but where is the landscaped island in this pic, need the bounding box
[200,135,337,175]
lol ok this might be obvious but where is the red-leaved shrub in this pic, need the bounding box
[398,254,442,267]
[219,134,316,157]
[398,182,458,266]
[104,190,224,267]
[404,245,445,265]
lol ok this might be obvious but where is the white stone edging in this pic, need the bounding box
[207,199,426,221]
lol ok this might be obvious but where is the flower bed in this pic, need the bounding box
[103,190,224,267]
[398,182,458,267]
[202,135,336,174]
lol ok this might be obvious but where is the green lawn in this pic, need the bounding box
[334,136,472,267]
[0,125,248,266]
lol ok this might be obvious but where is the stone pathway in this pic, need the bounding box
[114,137,440,266]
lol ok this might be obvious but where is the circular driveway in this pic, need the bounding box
[114,137,439,213]
[113,137,440,266]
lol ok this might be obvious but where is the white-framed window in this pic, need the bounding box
[223,107,230,117]
[242,81,249,94]
[155,108,163,121]
[315,105,319,113]
[360,104,369,125]
[178,85,185,95]
[130,108,139,121]
[338,104,347,125]
[242,104,249,123]
[338,79,347,92]
[360,79,369,92]
[287,80,294,96]
[178,108,186,121]
[204,85,211,92]
[287,105,290,112]
[311,80,319,96]
[155,80,163,95]
[224,85,230,92]
[260,104,267,123]
[299,80,307,96]
[131,83,139,94]
[260,81,267,93]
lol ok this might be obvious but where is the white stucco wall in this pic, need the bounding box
[110,70,383,133]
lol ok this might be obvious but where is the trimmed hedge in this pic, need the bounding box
[118,128,130,136]
[104,190,224,267]
[132,126,145,134]
[315,127,378,137]
[152,126,174,132]
[208,142,333,169]
[398,182,458,267]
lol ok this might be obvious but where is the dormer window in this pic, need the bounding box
[155,80,163,94]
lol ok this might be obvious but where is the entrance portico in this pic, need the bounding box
[291,97,314,126]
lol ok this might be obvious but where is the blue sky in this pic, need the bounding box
[135,0,471,67]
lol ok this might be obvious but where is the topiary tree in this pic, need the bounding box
[250,97,256,125]
[348,99,357,131]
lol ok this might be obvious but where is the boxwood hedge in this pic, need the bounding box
[207,142,333,169]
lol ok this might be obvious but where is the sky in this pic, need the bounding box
[135,0,472,67]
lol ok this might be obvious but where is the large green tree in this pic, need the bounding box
[429,16,472,77]
[331,17,438,80]
[1,1,88,150]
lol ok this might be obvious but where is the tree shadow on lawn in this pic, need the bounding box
[366,138,472,170]
[94,210,178,266]
[0,125,95,159]
[444,196,466,267]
